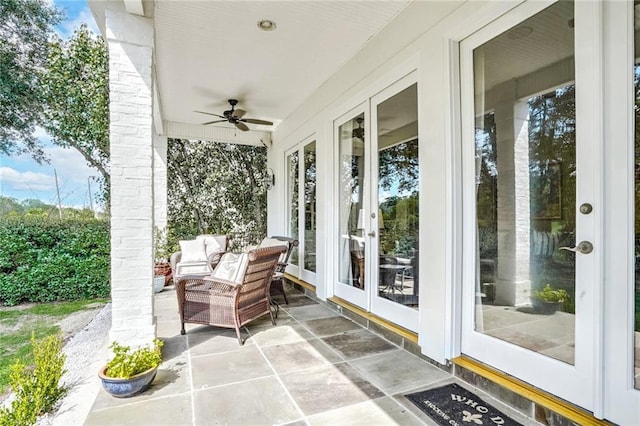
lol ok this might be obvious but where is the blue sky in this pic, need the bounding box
[0,0,101,209]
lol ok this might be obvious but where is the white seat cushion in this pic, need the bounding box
[211,253,249,284]
[176,261,211,276]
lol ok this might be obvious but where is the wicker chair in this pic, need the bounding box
[175,245,286,345]
[264,236,298,304]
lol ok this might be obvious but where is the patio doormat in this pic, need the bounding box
[405,383,522,426]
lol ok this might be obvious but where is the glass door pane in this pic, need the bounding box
[304,141,317,273]
[337,112,366,292]
[376,83,419,311]
[473,1,576,365]
[287,151,299,266]
[462,0,598,410]
[634,3,640,391]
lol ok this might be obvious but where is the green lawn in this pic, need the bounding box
[0,299,108,395]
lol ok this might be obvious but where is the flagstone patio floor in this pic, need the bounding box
[84,286,536,426]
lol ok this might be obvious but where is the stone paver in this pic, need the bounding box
[84,285,532,426]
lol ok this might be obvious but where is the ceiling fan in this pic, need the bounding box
[195,99,273,132]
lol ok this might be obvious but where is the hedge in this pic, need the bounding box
[0,219,110,306]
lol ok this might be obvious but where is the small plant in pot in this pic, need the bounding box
[531,284,569,314]
[99,339,163,398]
[154,227,173,290]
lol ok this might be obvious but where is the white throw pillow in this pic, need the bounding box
[196,235,225,258]
[211,253,249,284]
[179,239,208,263]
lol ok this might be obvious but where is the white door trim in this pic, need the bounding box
[602,1,640,424]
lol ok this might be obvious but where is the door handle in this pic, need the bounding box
[367,231,376,238]
[559,241,593,254]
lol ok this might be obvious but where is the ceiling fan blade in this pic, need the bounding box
[195,110,225,119]
[233,108,246,119]
[235,121,250,132]
[242,118,274,126]
[202,119,227,125]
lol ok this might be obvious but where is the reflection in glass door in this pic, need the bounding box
[336,109,368,307]
[374,83,419,317]
[633,2,640,394]
[287,151,299,268]
[461,0,597,410]
[303,142,317,274]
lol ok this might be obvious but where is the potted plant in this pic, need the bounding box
[531,284,569,314]
[98,339,163,398]
[154,227,173,289]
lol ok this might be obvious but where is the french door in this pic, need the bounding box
[460,0,599,412]
[334,74,419,332]
[462,1,640,421]
[285,137,317,284]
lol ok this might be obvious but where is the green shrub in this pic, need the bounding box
[104,339,163,379]
[0,218,109,305]
[531,283,569,303]
[0,334,67,426]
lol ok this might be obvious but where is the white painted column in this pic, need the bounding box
[494,81,531,306]
[106,3,156,347]
[153,134,168,230]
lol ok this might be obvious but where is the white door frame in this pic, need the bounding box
[602,1,640,424]
[459,0,602,412]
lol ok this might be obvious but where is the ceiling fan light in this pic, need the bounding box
[257,20,276,31]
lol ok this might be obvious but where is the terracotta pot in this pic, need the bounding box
[98,365,158,398]
[154,262,173,285]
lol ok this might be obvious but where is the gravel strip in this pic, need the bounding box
[37,303,112,426]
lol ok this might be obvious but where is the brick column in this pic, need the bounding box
[494,81,531,306]
[153,134,168,230]
[106,3,156,347]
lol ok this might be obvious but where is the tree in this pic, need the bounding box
[0,0,62,162]
[41,24,110,206]
[167,139,268,248]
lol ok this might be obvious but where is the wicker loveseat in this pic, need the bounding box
[175,245,286,345]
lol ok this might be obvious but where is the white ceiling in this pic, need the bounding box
[153,1,411,133]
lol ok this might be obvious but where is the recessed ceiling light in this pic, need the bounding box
[257,20,277,31]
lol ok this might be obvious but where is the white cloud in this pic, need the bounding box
[57,7,99,38]
[0,167,55,191]
[32,126,51,140]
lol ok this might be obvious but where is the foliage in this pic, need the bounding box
[154,227,172,264]
[0,334,66,426]
[531,284,569,303]
[528,86,576,228]
[167,139,268,249]
[0,218,110,305]
[41,24,110,208]
[378,139,419,194]
[0,196,96,221]
[0,323,58,394]
[0,299,105,393]
[0,0,62,163]
[379,194,419,257]
[104,339,163,380]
